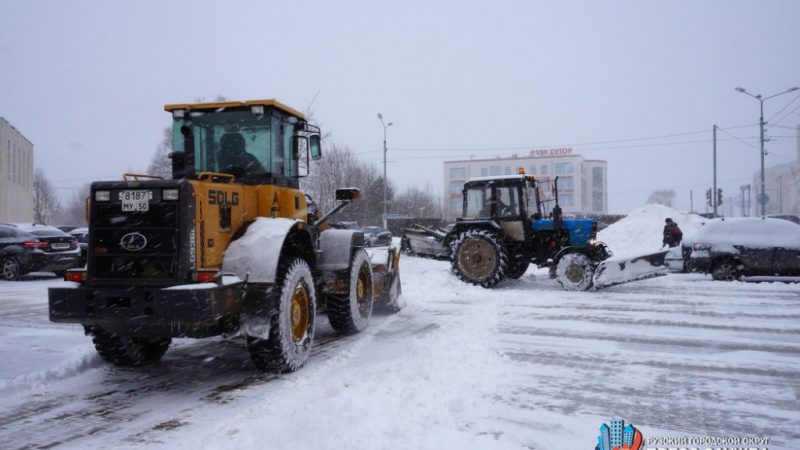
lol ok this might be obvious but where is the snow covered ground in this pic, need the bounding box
[1,206,798,449]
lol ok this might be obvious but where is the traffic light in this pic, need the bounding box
[717,188,723,205]
[706,188,712,206]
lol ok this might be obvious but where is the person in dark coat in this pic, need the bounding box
[662,218,683,248]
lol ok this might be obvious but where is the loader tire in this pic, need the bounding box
[328,249,374,333]
[89,327,171,367]
[247,257,316,372]
[451,229,508,288]
[556,252,595,291]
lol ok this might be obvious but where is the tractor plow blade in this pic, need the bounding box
[592,250,669,289]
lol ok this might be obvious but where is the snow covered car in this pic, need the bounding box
[689,217,800,280]
[361,226,392,247]
[0,224,81,280]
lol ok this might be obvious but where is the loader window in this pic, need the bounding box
[172,110,275,179]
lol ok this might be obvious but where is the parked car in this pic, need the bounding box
[0,224,81,280]
[68,227,89,266]
[361,226,392,247]
[689,217,800,280]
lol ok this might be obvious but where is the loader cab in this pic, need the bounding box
[165,99,321,188]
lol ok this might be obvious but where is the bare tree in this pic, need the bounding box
[394,182,442,219]
[646,189,676,207]
[147,126,173,179]
[32,169,61,224]
[53,183,91,226]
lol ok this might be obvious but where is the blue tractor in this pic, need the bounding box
[444,174,666,290]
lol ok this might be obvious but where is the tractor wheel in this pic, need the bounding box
[556,252,595,291]
[1,257,21,281]
[711,260,739,281]
[328,249,374,333]
[507,259,530,279]
[89,327,171,366]
[451,229,509,288]
[247,257,316,372]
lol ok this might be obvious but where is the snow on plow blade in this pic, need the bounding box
[592,250,669,289]
[367,246,403,310]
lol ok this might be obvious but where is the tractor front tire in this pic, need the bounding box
[247,257,316,373]
[89,327,171,367]
[328,249,374,334]
[451,229,509,288]
[556,252,595,291]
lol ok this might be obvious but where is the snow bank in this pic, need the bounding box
[598,204,707,259]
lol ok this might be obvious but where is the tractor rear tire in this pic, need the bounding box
[247,257,316,373]
[451,229,509,288]
[89,327,171,367]
[556,252,595,291]
[328,249,374,334]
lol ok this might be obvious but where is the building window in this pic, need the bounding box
[490,165,501,176]
[450,181,463,194]
[449,167,467,179]
[560,193,574,206]
[451,198,462,213]
[593,167,605,211]
[540,165,549,175]
[504,166,511,175]
[559,177,573,190]
[480,167,488,176]
[527,165,536,175]
[555,162,573,174]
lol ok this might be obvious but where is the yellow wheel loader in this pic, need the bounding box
[49,99,402,372]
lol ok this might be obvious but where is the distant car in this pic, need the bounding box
[68,227,89,266]
[0,224,81,280]
[361,226,392,247]
[690,217,800,280]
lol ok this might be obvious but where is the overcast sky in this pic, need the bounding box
[1,0,799,214]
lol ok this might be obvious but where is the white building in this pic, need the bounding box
[443,147,607,220]
[0,117,34,223]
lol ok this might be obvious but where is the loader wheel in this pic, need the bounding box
[711,260,739,281]
[328,249,374,333]
[451,229,509,288]
[89,327,171,367]
[556,252,595,291]
[247,257,316,372]
[1,257,21,281]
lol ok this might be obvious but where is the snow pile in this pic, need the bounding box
[598,204,707,259]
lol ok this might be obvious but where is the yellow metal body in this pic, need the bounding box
[187,178,308,269]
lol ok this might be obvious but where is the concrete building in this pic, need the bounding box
[749,124,800,216]
[442,147,607,220]
[0,117,34,223]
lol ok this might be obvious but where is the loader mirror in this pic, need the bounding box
[335,188,361,201]
[309,135,321,160]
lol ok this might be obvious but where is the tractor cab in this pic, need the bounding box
[165,100,321,186]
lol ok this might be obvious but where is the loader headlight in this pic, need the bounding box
[95,190,111,201]
[162,188,179,201]
[251,105,265,115]
[172,109,186,119]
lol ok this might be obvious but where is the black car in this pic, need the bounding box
[0,224,81,280]
[68,227,89,266]
[690,217,800,280]
[361,226,392,247]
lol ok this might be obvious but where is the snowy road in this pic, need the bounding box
[1,258,799,449]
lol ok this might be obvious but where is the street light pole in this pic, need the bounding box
[377,113,393,229]
[735,85,799,216]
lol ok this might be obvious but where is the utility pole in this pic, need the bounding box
[377,113,393,229]
[713,125,718,217]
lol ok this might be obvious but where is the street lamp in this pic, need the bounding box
[735,85,799,216]
[377,113,393,229]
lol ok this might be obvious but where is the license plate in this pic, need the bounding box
[119,190,153,212]
[51,243,70,250]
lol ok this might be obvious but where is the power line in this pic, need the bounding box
[766,92,800,124]
[769,101,800,129]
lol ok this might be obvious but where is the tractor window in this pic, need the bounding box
[464,186,490,219]
[172,110,274,178]
[496,186,521,218]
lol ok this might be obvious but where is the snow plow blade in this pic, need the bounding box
[592,250,669,289]
[368,246,403,312]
